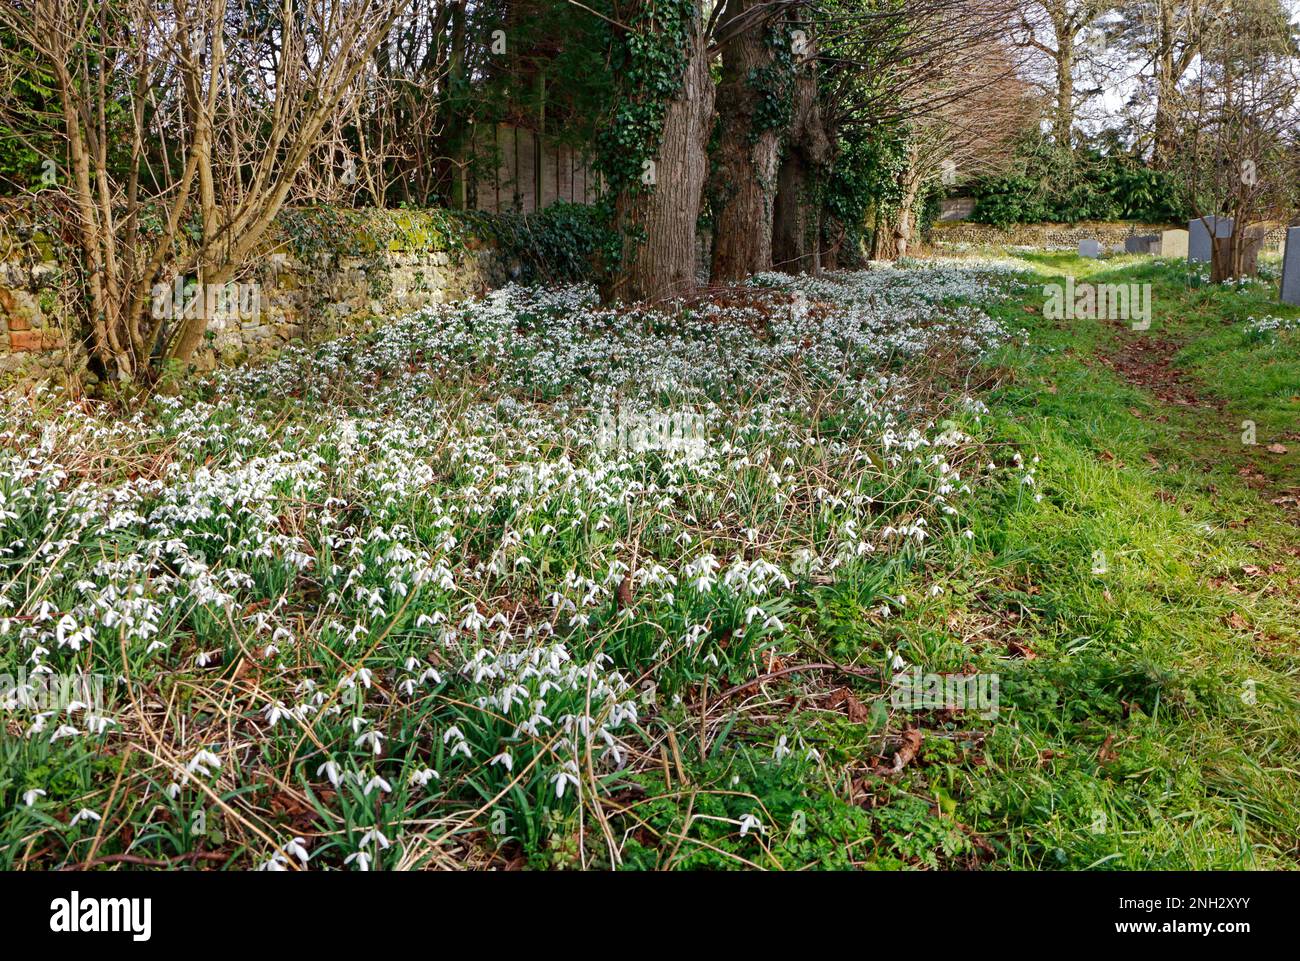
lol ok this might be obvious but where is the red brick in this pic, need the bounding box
[8,329,62,351]
[0,288,32,329]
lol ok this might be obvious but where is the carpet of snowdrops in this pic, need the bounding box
[0,259,1038,869]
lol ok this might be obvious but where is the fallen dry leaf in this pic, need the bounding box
[1097,734,1118,764]
[1008,638,1038,660]
[889,729,924,773]
[1267,443,1288,454]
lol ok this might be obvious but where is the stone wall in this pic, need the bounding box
[927,221,1179,251]
[0,206,519,386]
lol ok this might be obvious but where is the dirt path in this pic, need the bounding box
[1096,322,1300,527]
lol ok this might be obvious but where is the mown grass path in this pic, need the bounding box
[937,250,1300,868]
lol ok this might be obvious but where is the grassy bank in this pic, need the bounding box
[1,255,1296,870]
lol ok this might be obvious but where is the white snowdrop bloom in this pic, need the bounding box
[409,768,440,788]
[490,752,514,772]
[69,808,101,826]
[22,789,46,806]
[344,851,372,871]
[363,775,392,796]
[285,837,311,866]
[773,735,791,763]
[354,730,385,755]
[552,760,580,799]
[316,760,343,788]
[359,828,391,850]
[738,813,764,837]
[187,750,223,777]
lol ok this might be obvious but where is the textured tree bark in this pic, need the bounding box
[1152,3,1177,168]
[871,148,921,262]
[604,2,714,303]
[821,217,845,269]
[772,48,829,275]
[710,0,782,283]
[1053,40,1075,152]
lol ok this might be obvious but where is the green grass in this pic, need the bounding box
[3,254,1296,871]
[891,250,1300,868]
[556,252,1300,870]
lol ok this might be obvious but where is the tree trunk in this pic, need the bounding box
[872,151,921,263]
[710,0,783,283]
[1054,39,1075,152]
[822,217,845,269]
[603,3,714,303]
[772,42,829,275]
[1152,9,1175,166]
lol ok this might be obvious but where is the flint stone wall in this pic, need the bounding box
[0,205,517,386]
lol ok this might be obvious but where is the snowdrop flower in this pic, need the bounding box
[738,813,764,837]
[409,768,440,788]
[69,808,101,826]
[22,788,46,807]
[363,775,392,796]
[490,752,513,772]
[552,760,580,799]
[359,828,391,850]
[49,724,80,743]
[344,851,372,871]
[188,749,223,777]
[317,760,343,788]
[285,836,311,866]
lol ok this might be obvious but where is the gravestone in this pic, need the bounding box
[1189,216,1233,263]
[1124,234,1158,254]
[1079,239,1102,259]
[1281,227,1300,305]
[1241,224,1270,277]
[1159,229,1188,258]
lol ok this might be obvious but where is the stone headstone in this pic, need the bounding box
[1079,239,1102,259]
[1241,224,1270,277]
[1189,216,1233,263]
[1124,234,1158,254]
[1159,229,1188,258]
[1280,226,1300,305]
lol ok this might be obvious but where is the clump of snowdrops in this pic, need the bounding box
[0,259,1037,869]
